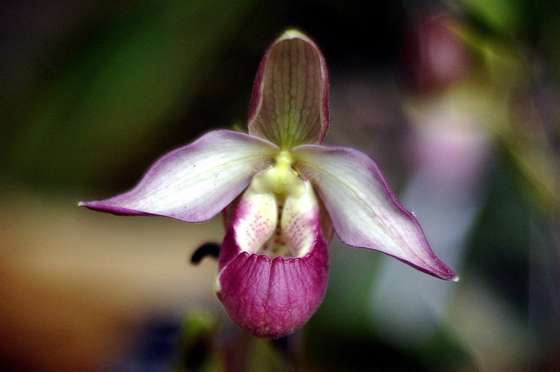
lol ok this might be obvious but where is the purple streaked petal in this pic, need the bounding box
[248,30,329,148]
[79,130,277,222]
[293,144,457,281]
[217,229,329,339]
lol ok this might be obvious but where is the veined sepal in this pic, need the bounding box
[248,30,329,149]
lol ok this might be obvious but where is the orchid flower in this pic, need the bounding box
[80,30,457,338]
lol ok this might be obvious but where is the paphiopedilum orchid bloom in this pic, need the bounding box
[80,30,457,338]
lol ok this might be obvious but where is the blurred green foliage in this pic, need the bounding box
[5,0,256,191]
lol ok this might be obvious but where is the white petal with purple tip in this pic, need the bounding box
[80,130,277,222]
[293,144,457,280]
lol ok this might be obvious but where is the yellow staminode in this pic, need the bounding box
[252,150,305,198]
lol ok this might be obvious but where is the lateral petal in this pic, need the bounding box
[80,130,276,222]
[293,144,457,281]
[248,30,329,148]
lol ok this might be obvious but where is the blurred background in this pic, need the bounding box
[1,0,559,371]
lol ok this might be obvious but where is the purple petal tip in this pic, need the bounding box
[78,200,152,217]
